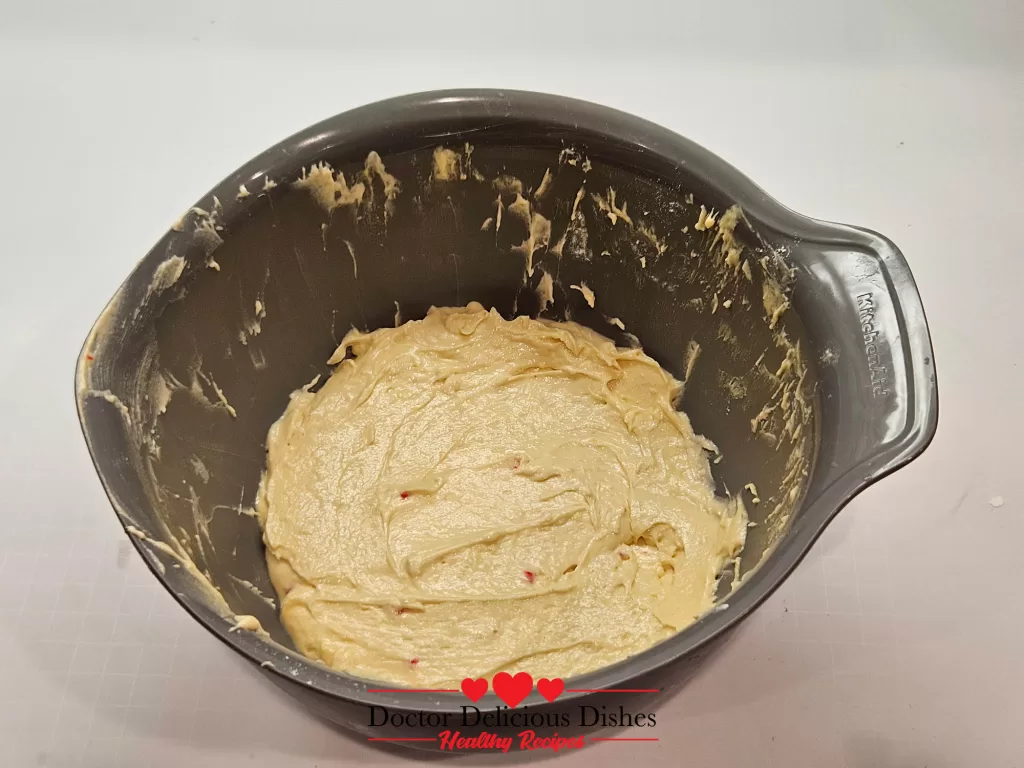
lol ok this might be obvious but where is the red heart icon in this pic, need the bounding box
[492,671,533,708]
[461,677,488,703]
[536,677,565,702]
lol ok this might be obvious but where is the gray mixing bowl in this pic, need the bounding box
[75,89,937,738]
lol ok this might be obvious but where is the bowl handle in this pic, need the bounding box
[793,225,938,509]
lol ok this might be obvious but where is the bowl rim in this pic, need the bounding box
[75,88,939,712]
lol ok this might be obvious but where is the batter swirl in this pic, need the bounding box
[258,303,745,686]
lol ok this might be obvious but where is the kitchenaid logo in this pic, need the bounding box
[364,673,660,752]
[857,292,890,397]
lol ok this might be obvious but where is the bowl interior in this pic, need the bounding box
[76,116,816,684]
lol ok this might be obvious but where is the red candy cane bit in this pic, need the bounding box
[410,657,419,665]
[399,491,409,499]
[86,354,95,361]
[524,571,535,583]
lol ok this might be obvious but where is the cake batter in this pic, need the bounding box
[257,303,745,686]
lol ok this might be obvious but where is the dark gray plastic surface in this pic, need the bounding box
[75,90,937,733]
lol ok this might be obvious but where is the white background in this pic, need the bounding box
[1,1,1021,766]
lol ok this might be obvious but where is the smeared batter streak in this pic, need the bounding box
[258,303,745,686]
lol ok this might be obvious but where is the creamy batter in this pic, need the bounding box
[257,303,745,686]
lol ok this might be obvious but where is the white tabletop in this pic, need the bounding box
[1,2,1021,766]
